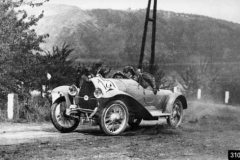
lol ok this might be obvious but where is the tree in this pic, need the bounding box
[180,24,233,96]
[0,0,49,100]
[36,43,76,89]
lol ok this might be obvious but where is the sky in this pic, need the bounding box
[47,0,240,24]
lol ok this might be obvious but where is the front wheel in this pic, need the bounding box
[99,100,129,136]
[50,99,80,133]
[167,99,183,128]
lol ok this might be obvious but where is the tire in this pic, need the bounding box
[128,118,142,128]
[99,100,129,136]
[50,99,80,133]
[167,99,183,128]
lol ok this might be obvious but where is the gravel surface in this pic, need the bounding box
[0,101,240,160]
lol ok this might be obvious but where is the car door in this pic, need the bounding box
[144,88,156,104]
[124,79,145,103]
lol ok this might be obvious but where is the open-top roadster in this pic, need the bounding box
[50,0,187,136]
[50,74,187,135]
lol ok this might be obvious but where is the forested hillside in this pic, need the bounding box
[1,2,240,104]
[31,4,240,98]
[32,5,240,64]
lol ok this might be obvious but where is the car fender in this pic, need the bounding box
[101,90,154,120]
[51,85,72,107]
[164,92,187,113]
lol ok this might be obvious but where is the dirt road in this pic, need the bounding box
[1,101,240,160]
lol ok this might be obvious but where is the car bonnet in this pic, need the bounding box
[90,77,127,94]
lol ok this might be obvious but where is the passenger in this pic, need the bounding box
[123,66,158,95]
[123,66,138,81]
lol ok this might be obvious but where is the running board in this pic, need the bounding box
[149,110,171,117]
[146,106,171,117]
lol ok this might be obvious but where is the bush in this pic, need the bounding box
[17,96,51,122]
[0,110,7,122]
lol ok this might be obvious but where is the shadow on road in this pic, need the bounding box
[71,123,181,137]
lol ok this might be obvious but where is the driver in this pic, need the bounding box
[123,66,158,95]
[79,67,94,87]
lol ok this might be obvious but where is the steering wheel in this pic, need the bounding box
[112,71,128,79]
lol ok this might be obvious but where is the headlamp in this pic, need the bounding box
[68,85,78,96]
[94,88,103,98]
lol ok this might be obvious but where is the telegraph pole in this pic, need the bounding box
[138,0,157,73]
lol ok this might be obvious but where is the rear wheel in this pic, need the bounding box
[99,100,129,136]
[50,99,80,133]
[167,99,183,128]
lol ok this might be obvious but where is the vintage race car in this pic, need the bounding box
[50,75,187,136]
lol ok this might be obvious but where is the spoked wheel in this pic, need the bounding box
[50,99,80,133]
[167,99,183,128]
[99,100,129,136]
[128,118,142,128]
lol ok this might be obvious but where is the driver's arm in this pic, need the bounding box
[142,73,157,89]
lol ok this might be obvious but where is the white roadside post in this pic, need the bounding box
[47,73,51,81]
[8,93,18,120]
[42,85,46,97]
[173,87,177,93]
[197,89,201,100]
[47,72,52,100]
[225,91,229,104]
